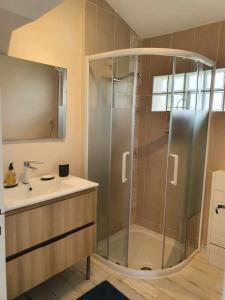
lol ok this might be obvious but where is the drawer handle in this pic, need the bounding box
[215,204,225,214]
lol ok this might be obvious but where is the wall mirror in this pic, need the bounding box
[0,54,67,143]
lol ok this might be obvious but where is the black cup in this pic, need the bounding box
[59,164,69,177]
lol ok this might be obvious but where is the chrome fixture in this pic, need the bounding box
[23,161,43,184]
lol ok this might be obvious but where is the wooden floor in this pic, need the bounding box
[15,252,224,300]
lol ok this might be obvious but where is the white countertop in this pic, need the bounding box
[3,175,98,212]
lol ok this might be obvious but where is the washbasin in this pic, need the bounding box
[4,175,98,212]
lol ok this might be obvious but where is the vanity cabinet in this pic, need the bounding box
[208,171,225,269]
[5,189,97,299]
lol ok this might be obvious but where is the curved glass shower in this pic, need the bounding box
[87,49,214,271]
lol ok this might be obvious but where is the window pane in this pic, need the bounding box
[204,70,212,90]
[212,91,223,111]
[168,75,173,92]
[174,73,185,92]
[214,69,224,89]
[201,92,210,110]
[167,94,172,111]
[186,72,197,91]
[153,75,168,93]
[189,92,197,110]
[173,93,185,109]
[152,94,167,111]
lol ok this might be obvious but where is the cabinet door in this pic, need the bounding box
[6,190,96,256]
[0,215,7,300]
[7,224,96,299]
[0,94,7,299]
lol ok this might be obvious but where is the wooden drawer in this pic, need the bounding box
[7,224,96,300]
[213,190,225,204]
[6,190,96,257]
[214,172,225,192]
[210,200,225,248]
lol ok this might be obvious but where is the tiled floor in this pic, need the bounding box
[15,252,223,300]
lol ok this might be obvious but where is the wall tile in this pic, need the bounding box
[194,22,220,61]
[139,55,151,96]
[140,23,225,244]
[143,38,151,47]
[87,0,97,4]
[150,34,172,76]
[217,21,225,67]
[143,157,165,227]
[85,1,97,55]
[96,7,115,53]
[135,158,146,218]
[97,0,115,13]
[115,15,130,50]
[171,28,195,51]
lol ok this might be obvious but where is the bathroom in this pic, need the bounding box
[0,0,225,299]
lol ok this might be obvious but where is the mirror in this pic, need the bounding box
[0,54,67,142]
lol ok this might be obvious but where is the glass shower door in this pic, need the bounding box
[88,56,137,267]
[108,56,136,266]
[163,57,210,268]
[88,58,113,259]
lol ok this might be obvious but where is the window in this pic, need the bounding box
[151,68,225,112]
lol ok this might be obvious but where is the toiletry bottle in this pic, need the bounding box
[5,163,17,186]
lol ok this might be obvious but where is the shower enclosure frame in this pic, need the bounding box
[84,48,216,278]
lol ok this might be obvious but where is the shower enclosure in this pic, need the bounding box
[86,48,215,276]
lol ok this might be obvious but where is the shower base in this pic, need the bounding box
[95,224,198,279]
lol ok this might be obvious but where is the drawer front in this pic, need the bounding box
[214,172,225,192]
[213,190,225,204]
[6,191,96,256]
[7,224,96,300]
[209,244,225,270]
[210,200,225,248]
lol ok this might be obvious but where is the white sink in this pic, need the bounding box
[4,175,98,212]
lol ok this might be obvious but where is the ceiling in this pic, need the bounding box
[0,0,63,20]
[106,0,225,38]
[0,0,63,53]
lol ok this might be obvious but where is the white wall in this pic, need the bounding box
[3,0,85,179]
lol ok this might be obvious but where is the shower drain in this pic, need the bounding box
[140,266,152,271]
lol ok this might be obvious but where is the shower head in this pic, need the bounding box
[113,72,141,82]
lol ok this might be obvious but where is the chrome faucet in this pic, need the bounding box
[23,161,43,184]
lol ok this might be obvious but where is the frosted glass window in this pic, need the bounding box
[173,94,185,109]
[202,92,210,110]
[214,69,224,89]
[189,92,197,110]
[167,95,172,110]
[204,70,212,90]
[167,75,173,92]
[187,72,197,90]
[153,76,168,93]
[212,92,224,111]
[151,68,224,112]
[174,74,185,92]
[152,94,167,111]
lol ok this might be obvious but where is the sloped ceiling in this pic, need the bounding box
[0,0,63,53]
[106,0,225,38]
[0,0,63,20]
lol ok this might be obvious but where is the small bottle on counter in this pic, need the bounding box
[4,162,17,187]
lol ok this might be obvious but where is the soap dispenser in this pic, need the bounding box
[4,163,17,187]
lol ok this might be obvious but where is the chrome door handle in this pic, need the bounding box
[122,151,130,183]
[215,204,225,214]
[170,153,179,186]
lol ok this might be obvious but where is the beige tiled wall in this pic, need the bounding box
[139,21,225,244]
[85,2,225,245]
[85,0,141,235]
[85,0,141,55]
